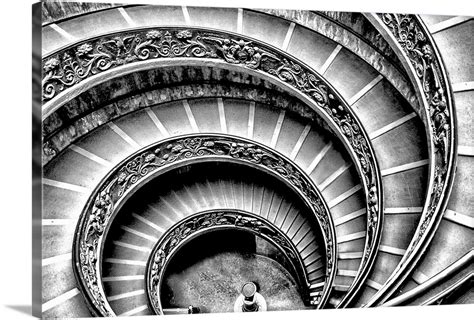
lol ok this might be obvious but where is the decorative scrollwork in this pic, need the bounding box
[379,15,453,260]
[146,210,311,314]
[359,14,456,305]
[42,29,287,101]
[48,27,381,311]
[73,134,336,316]
[42,31,211,100]
[381,14,451,167]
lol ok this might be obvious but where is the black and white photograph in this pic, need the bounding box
[10,0,474,318]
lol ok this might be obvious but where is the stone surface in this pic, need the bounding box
[42,67,334,165]
[42,1,118,25]
[162,251,307,313]
[258,9,417,107]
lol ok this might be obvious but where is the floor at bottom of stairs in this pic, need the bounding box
[162,251,307,313]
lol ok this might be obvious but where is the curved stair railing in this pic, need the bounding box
[256,8,418,108]
[73,134,337,316]
[146,209,313,314]
[38,5,471,315]
[361,14,457,306]
[251,9,459,307]
[43,28,384,308]
[382,249,473,306]
[420,273,473,306]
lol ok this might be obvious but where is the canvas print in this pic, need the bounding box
[33,0,473,318]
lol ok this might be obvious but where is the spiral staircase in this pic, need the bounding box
[35,2,473,318]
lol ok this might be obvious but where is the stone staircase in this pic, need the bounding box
[38,3,473,317]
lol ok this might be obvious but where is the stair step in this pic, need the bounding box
[108,290,149,316]
[274,112,308,157]
[74,124,137,164]
[324,47,380,100]
[266,194,284,224]
[286,24,339,71]
[373,119,427,170]
[300,244,319,261]
[309,145,347,185]
[113,108,165,147]
[297,233,316,253]
[42,289,91,318]
[410,219,473,281]
[56,8,128,42]
[39,4,448,313]
[303,252,322,266]
[148,101,195,136]
[44,147,109,189]
[188,98,222,134]
[225,99,253,138]
[432,19,473,84]
[242,10,291,49]
[42,185,89,220]
[187,6,238,32]
[104,282,145,298]
[42,263,76,304]
[383,168,428,208]
[125,5,186,27]
[42,225,75,259]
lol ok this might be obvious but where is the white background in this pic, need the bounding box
[0,0,472,319]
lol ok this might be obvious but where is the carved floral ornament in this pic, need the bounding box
[146,210,315,314]
[380,14,452,167]
[357,14,455,305]
[74,135,336,316]
[42,29,278,101]
[48,27,382,308]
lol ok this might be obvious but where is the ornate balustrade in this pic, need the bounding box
[45,28,383,308]
[257,9,417,108]
[360,14,457,306]
[146,209,311,314]
[73,134,336,316]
